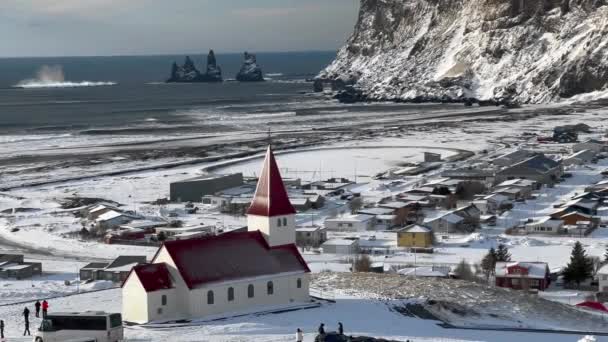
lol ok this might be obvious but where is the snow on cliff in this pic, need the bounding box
[318,0,608,104]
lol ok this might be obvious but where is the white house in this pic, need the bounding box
[321,239,360,255]
[324,214,375,231]
[96,211,133,230]
[598,264,608,293]
[524,217,563,235]
[122,146,311,324]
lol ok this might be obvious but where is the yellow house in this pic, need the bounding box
[397,225,433,248]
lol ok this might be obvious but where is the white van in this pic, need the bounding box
[34,311,123,342]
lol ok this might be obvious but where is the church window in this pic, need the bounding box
[248,284,255,298]
[277,218,282,227]
[267,281,274,295]
[161,295,167,306]
[283,218,287,226]
[207,290,214,305]
[228,287,234,301]
[297,278,302,289]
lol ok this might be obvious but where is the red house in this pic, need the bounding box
[495,262,551,291]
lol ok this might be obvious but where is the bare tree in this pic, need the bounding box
[353,254,372,273]
[349,197,364,214]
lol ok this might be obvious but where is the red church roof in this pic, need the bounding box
[247,146,296,217]
[155,231,309,290]
[125,263,173,293]
[576,301,608,313]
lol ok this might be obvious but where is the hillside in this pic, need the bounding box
[317,0,608,104]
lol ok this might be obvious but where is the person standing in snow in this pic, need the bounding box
[34,300,41,318]
[23,307,31,336]
[338,322,344,335]
[1,319,4,339]
[318,323,325,335]
[296,328,303,342]
[42,300,49,318]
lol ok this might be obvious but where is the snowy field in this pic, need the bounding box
[0,105,607,340]
[215,146,459,181]
[0,279,604,342]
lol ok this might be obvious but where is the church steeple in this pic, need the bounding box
[247,145,296,217]
[247,145,296,247]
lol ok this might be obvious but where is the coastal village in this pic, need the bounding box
[2,116,608,341]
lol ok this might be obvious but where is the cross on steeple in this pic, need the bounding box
[267,127,272,148]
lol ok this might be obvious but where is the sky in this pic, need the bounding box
[0,0,360,57]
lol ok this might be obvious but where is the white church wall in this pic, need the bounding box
[247,214,296,247]
[146,288,180,323]
[187,272,309,318]
[153,247,190,318]
[122,274,149,324]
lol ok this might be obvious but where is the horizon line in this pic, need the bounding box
[0,49,340,60]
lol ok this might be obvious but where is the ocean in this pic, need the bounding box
[0,51,337,134]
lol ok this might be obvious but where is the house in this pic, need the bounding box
[495,154,563,185]
[493,178,538,200]
[295,226,327,248]
[80,256,147,283]
[379,202,416,225]
[155,226,214,240]
[480,215,497,226]
[423,205,480,233]
[301,178,354,194]
[324,214,375,231]
[397,225,433,248]
[87,204,120,220]
[375,214,398,229]
[558,212,599,227]
[573,139,607,153]
[122,146,310,324]
[424,152,442,162]
[552,198,599,216]
[290,198,312,212]
[170,173,244,202]
[441,168,495,187]
[321,239,359,255]
[492,150,535,167]
[96,211,133,230]
[482,194,511,214]
[424,213,464,233]
[597,264,608,293]
[524,217,564,235]
[0,254,42,280]
[563,149,596,166]
[585,179,608,193]
[495,262,551,291]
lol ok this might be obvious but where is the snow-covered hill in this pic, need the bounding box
[317,0,608,104]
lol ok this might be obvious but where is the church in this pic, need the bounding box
[122,146,311,324]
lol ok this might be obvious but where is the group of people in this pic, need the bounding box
[296,322,344,341]
[23,300,49,336]
[0,299,50,338]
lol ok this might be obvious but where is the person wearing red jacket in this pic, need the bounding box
[42,300,49,319]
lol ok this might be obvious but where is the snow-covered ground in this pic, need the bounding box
[0,105,608,340]
[0,276,605,342]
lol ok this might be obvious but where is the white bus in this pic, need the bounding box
[34,311,123,342]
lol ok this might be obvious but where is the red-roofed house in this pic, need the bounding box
[122,146,311,323]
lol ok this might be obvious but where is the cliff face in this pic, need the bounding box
[318,0,608,104]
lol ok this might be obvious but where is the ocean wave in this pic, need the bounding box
[0,134,73,144]
[15,81,117,89]
[14,65,116,89]
[265,73,284,77]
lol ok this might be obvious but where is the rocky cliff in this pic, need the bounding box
[236,52,264,82]
[317,0,608,104]
[167,50,223,83]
